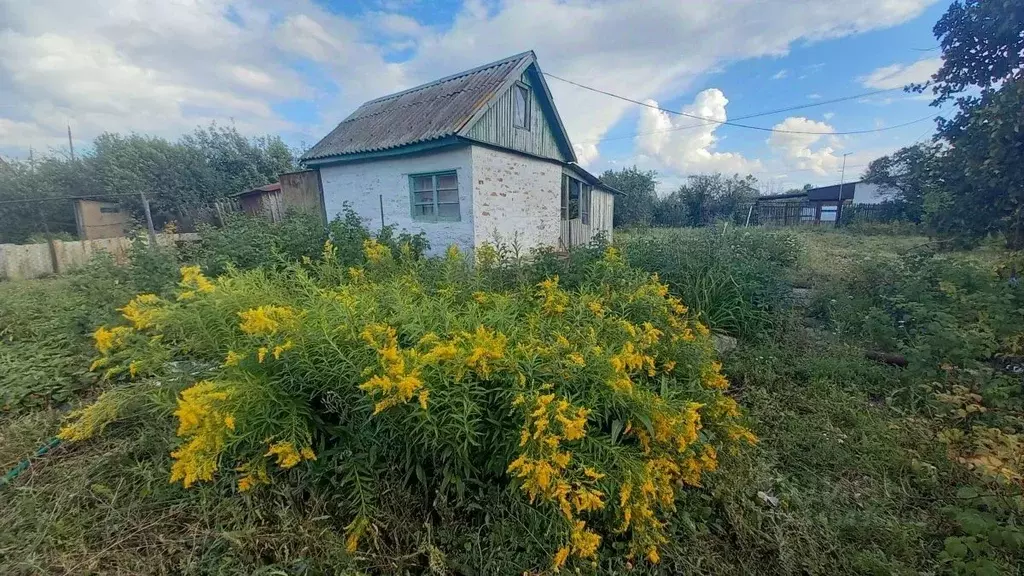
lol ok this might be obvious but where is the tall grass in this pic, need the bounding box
[619,226,799,339]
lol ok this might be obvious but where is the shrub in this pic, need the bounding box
[618,227,799,339]
[58,241,755,572]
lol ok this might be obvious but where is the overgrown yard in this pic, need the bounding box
[1,218,1022,575]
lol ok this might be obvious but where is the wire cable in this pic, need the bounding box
[543,72,939,136]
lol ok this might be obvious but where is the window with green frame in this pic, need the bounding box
[410,171,460,221]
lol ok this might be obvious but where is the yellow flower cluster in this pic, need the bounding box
[462,325,507,379]
[238,305,297,336]
[177,265,215,301]
[363,238,391,263]
[608,341,657,394]
[702,360,729,389]
[360,323,428,414]
[93,325,132,355]
[119,293,164,330]
[169,381,235,488]
[537,276,570,315]
[509,394,604,570]
[57,390,122,441]
[265,441,317,469]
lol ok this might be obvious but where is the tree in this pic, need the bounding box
[599,166,658,227]
[916,0,1024,247]
[655,174,758,227]
[0,125,297,243]
[861,143,943,222]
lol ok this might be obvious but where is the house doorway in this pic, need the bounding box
[560,174,592,249]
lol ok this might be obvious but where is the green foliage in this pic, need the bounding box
[58,241,754,573]
[655,174,759,228]
[0,257,133,413]
[619,227,799,338]
[860,143,942,223]
[599,166,659,227]
[913,0,1024,248]
[0,124,297,243]
[189,208,428,276]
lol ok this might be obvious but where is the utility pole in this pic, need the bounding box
[140,192,158,247]
[67,123,75,161]
[836,152,852,228]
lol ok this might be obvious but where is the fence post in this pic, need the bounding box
[140,192,158,247]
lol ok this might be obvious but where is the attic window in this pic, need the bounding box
[513,83,530,129]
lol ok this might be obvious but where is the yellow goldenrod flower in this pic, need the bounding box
[92,326,132,355]
[223,350,244,367]
[238,305,297,336]
[265,441,303,469]
[646,546,661,564]
[257,347,268,363]
[120,294,164,330]
[300,446,317,461]
[363,238,391,263]
[177,266,215,301]
[272,340,294,360]
[552,546,570,571]
[224,415,236,430]
[537,276,569,315]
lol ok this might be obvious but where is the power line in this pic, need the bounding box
[0,192,143,206]
[543,72,940,136]
[578,88,902,144]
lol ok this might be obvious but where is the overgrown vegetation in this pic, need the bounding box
[3,218,1022,575]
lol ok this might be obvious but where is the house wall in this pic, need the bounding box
[319,146,475,254]
[465,66,568,162]
[593,189,614,241]
[471,145,562,251]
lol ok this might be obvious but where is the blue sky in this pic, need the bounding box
[0,0,951,193]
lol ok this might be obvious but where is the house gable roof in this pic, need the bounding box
[300,51,577,164]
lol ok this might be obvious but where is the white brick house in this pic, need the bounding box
[301,51,617,255]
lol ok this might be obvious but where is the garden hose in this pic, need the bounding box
[0,437,61,487]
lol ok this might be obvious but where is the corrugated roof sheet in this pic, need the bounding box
[301,52,534,161]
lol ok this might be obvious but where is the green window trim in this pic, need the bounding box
[409,170,461,222]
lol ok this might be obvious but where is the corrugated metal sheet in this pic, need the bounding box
[302,52,534,161]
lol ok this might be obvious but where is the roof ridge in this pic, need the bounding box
[360,51,535,106]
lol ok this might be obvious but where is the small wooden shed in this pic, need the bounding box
[232,183,285,222]
[74,199,128,239]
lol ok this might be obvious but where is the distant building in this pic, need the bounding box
[230,170,326,224]
[299,51,618,254]
[754,181,891,225]
[74,199,128,239]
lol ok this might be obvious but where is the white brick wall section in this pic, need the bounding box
[470,145,562,252]
[319,146,475,255]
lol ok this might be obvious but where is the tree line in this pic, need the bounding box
[0,125,295,243]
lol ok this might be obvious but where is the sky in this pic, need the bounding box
[0,0,952,194]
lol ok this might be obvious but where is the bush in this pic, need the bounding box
[58,241,756,572]
[189,208,429,276]
[618,227,799,339]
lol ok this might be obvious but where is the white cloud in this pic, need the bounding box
[808,93,822,99]
[858,57,941,89]
[767,117,841,176]
[635,89,762,175]
[772,69,788,80]
[823,112,835,120]
[0,0,938,165]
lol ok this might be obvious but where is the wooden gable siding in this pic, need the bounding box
[465,67,568,162]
